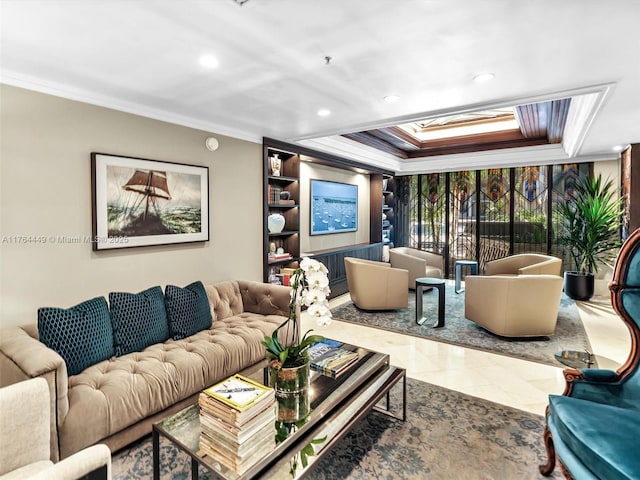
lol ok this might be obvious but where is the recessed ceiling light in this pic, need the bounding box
[317,108,331,117]
[473,72,495,83]
[612,145,626,152]
[384,95,400,103]
[199,55,219,69]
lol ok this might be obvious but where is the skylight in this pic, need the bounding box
[398,108,519,141]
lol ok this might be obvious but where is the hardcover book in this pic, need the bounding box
[201,374,274,412]
[308,340,359,378]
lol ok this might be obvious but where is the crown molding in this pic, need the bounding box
[562,85,614,157]
[0,71,262,144]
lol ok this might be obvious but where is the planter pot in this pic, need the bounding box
[564,271,595,301]
[268,361,310,423]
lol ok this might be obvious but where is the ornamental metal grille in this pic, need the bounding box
[404,162,592,278]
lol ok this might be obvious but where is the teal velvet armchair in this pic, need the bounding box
[540,228,640,479]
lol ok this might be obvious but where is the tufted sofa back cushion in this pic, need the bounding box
[204,281,244,321]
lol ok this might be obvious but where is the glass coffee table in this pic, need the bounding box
[152,341,406,479]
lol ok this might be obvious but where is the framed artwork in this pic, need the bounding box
[310,179,358,235]
[91,153,209,250]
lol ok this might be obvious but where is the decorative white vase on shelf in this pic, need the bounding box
[268,213,286,233]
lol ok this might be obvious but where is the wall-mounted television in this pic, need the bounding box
[310,179,358,235]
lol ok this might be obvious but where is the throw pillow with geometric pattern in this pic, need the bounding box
[38,296,114,376]
[165,281,213,340]
[109,286,170,356]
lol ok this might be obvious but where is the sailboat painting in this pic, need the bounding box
[91,153,209,250]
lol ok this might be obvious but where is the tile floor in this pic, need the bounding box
[301,283,631,416]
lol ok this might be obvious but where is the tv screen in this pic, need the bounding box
[310,179,358,235]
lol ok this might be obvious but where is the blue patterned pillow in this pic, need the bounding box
[109,286,170,356]
[165,281,212,340]
[38,297,114,376]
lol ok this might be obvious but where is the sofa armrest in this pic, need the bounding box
[30,444,111,480]
[0,327,69,461]
[238,280,291,317]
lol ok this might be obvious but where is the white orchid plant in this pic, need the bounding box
[263,257,333,369]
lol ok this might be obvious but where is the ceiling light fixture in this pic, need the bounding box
[317,109,331,117]
[384,95,400,103]
[473,72,495,83]
[612,145,626,152]
[199,55,219,69]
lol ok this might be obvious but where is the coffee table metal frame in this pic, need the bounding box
[152,344,406,480]
[454,259,478,294]
[415,277,445,328]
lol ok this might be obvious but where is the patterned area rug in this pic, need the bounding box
[112,378,560,479]
[331,284,592,367]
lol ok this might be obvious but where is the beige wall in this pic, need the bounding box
[299,162,370,254]
[0,85,263,328]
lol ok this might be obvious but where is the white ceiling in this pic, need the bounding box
[2,0,639,173]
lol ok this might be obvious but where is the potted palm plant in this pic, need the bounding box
[555,173,623,300]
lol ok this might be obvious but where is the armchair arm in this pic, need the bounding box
[518,257,561,275]
[389,250,426,288]
[30,444,111,480]
[407,249,444,270]
[580,369,619,382]
[483,256,521,275]
[0,327,69,462]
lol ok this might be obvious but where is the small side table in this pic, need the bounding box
[415,277,445,328]
[554,350,619,370]
[455,259,479,294]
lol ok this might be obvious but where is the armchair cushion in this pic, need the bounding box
[165,281,212,340]
[109,286,170,356]
[37,297,113,376]
[548,395,640,480]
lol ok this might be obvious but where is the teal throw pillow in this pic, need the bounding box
[165,281,212,340]
[38,296,114,376]
[109,286,170,356]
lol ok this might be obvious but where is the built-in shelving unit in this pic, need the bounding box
[382,175,395,248]
[263,141,300,283]
[262,137,394,285]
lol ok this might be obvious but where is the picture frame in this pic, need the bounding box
[91,152,209,250]
[310,179,358,235]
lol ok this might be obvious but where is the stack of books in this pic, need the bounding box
[198,374,276,475]
[267,185,282,204]
[308,339,360,379]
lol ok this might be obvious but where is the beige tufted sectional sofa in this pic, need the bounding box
[0,280,291,462]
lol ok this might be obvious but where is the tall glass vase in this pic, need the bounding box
[269,361,310,423]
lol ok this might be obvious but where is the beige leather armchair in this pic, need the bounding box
[464,274,564,337]
[483,253,562,276]
[389,247,444,289]
[344,257,409,310]
[0,378,111,480]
